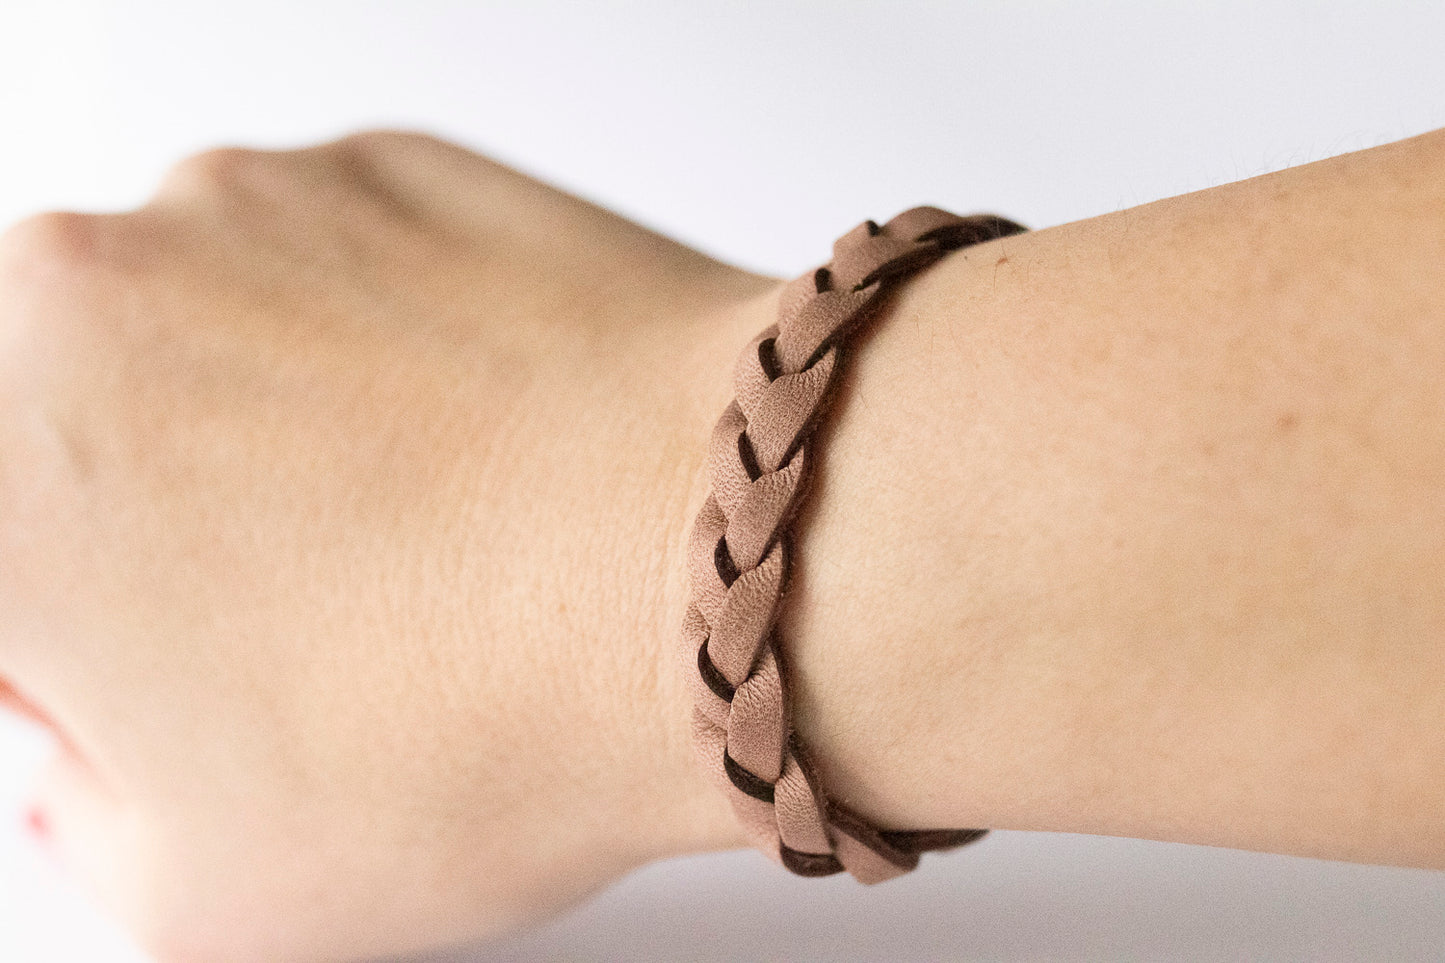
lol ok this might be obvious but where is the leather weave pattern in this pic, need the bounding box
[682,205,1029,884]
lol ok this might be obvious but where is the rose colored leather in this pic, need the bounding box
[681,206,1029,884]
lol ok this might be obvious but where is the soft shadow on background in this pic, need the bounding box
[412,835,1445,962]
[2,2,1444,961]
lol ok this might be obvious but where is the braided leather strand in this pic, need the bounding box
[683,206,1029,884]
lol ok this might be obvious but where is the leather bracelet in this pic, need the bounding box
[681,205,1029,884]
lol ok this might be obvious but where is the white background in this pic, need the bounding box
[1,2,1444,960]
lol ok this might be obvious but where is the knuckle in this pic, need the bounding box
[318,127,511,200]
[321,126,482,178]
[0,211,153,360]
[156,145,269,197]
[0,210,107,275]
[329,126,439,157]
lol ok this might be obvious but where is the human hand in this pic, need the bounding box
[0,129,770,962]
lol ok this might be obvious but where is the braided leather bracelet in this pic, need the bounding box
[681,205,1029,884]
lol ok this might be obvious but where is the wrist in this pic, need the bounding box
[767,234,1027,834]
[591,269,790,866]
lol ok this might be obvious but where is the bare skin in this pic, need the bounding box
[0,132,754,963]
[0,126,1442,962]
[769,124,1445,868]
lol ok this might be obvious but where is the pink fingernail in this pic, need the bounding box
[22,803,67,880]
[24,804,49,840]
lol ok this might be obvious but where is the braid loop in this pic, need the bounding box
[683,206,1028,883]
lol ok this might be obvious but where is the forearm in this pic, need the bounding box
[686,127,1445,869]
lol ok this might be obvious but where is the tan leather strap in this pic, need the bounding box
[682,205,1028,884]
